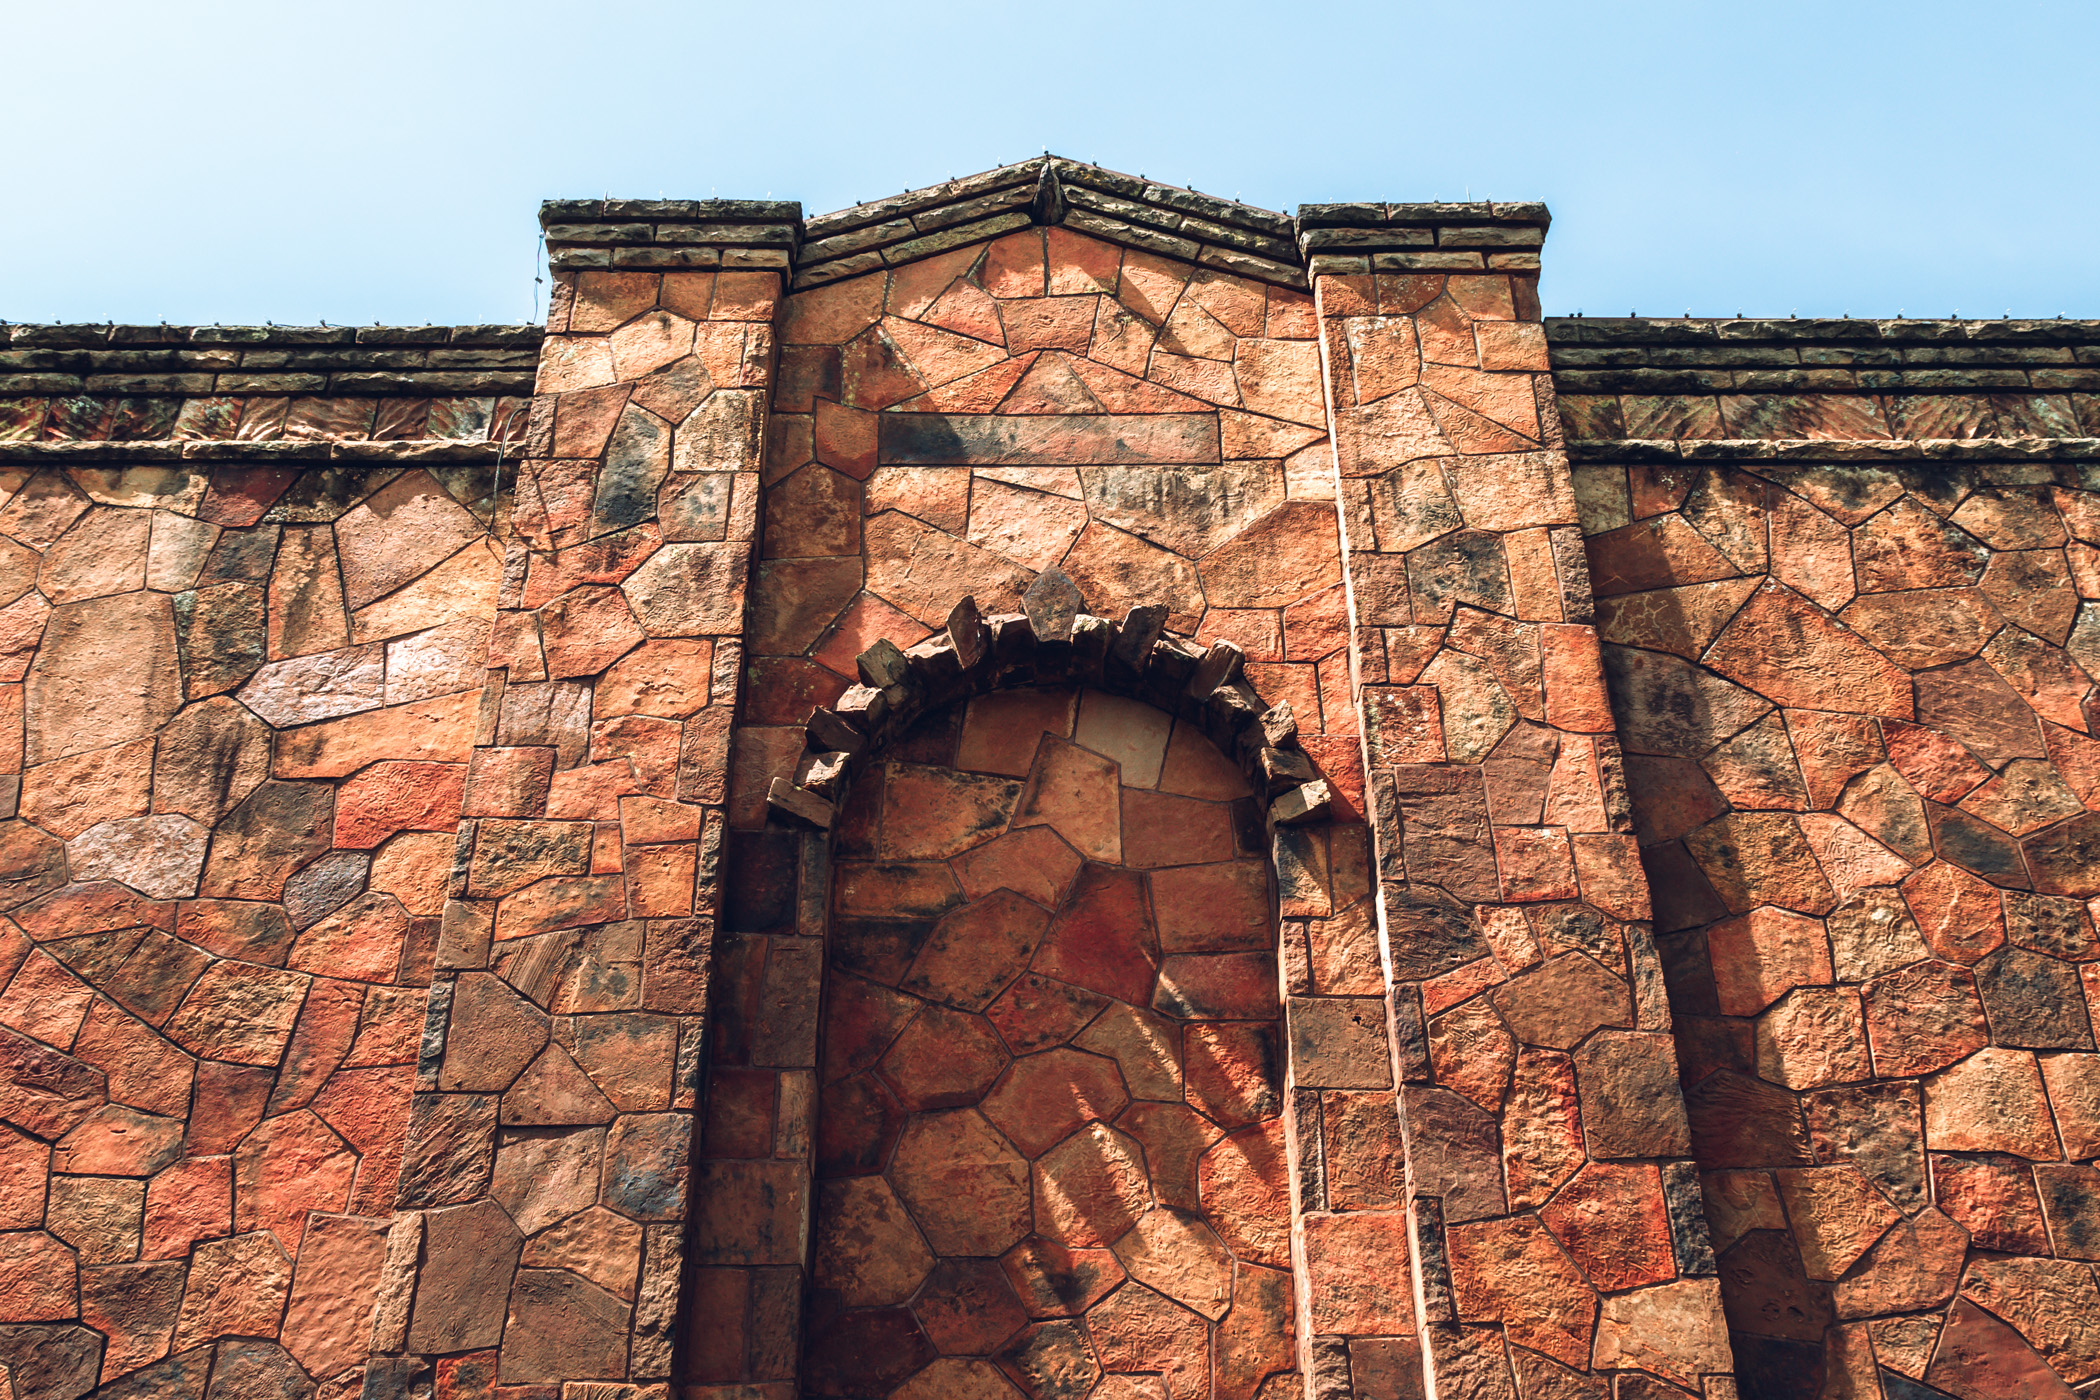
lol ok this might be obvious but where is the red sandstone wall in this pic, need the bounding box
[699,224,1413,1398]
[1565,380,2100,1395]
[798,688,1294,1400]
[14,184,2099,1400]
[399,259,780,1396]
[0,462,496,1397]
[1305,258,1735,1399]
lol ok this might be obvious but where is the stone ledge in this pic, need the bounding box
[1552,369,2100,396]
[540,198,805,273]
[0,324,543,398]
[801,158,1294,249]
[1548,345,2100,369]
[1298,200,1552,228]
[4,323,541,351]
[0,438,511,465]
[0,373,539,398]
[1297,200,1550,261]
[1547,315,2100,347]
[541,197,802,224]
[1566,435,2100,463]
[0,350,540,375]
[800,160,1043,244]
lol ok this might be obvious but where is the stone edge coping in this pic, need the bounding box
[1547,317,2100,393]
[0,323,543,398]
[1297,200,1551,229]
[1296,200,1550,258]
[0,438,511,465]
[539,196,805,273]
[3,323,542,350]
[1555,372,2100,398]
[804,160,1299,274]
[1566,436,2100,463]
[806,159,1298,245]
[539,158,1555,292]
[0,372,539,399]
[1547,316,2100,347]
[791,159,1310,294]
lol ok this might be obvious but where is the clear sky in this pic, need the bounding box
[8,0,2095,326]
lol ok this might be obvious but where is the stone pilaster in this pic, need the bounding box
[1305,204,1737,1397]
[367,201,796,1393]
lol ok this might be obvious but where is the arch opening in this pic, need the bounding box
[801,685,1299,1400]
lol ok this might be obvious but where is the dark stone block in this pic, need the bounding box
[1643,841,1731,935]
[1382,765,1497,907]
[2036,1164,2100,1260]
[92,1346,214,1400]
[2026,811,2100,899]
[1685,1071,1812,1169]
[282,850,370,929]
[497,1270,631,1384]
[1975,946,2094,1048]
[1880,1371,1958,1400]
[1719,1232,1833,1346]
[1406,530,1511,620]
[1662,1158,1719,1276]
[395,1092,498,1207]
[2004,889,2100,960]
[830,917,935,986]
[722,830,798,932]
[1925,801,2033,889]
[878,413,1220,467]
[814,1072,904,1177]
[803,1306,937,1398]
[1382,889,1491,981]
[204,1339,313,1400]
[1401,1085,1506,1223]
[0,1324,103,1400]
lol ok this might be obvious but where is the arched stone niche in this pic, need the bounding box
[751,576,1329,1400]
[802,683,1298,1400]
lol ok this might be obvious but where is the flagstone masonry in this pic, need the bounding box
[1,158,2098,1400]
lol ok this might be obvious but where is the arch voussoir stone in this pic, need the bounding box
[763,570,1332,833]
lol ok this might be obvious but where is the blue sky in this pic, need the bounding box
[8,0,2095,326]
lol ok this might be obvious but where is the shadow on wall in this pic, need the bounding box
[798,685,1295,1400]
[1580,457,2100,1399]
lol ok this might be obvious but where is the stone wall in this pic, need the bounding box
[380,200,797,1400]
[1303,214,1731,1400]
[0,457,499,1399]
[6,163,2100,1400]
[800,687,1295,1400]
[1556,315,2100,1398]
[706,214,1415,1400]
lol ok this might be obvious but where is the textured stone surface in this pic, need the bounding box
[1564,406,2100,1394]
[1591,1279,1733,1387]
[41,203,2100,1399]
[806,683,1289,1397]
[0,461,479,1391]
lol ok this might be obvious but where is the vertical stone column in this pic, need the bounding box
[1302,205,1738,1397]
[677,826,826,1400]
[1276,814,1425,1399]
[364,200,797,1394]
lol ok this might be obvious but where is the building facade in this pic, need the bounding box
[3,158,2099,1400]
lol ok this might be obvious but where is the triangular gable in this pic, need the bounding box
[795,157,1307,293]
